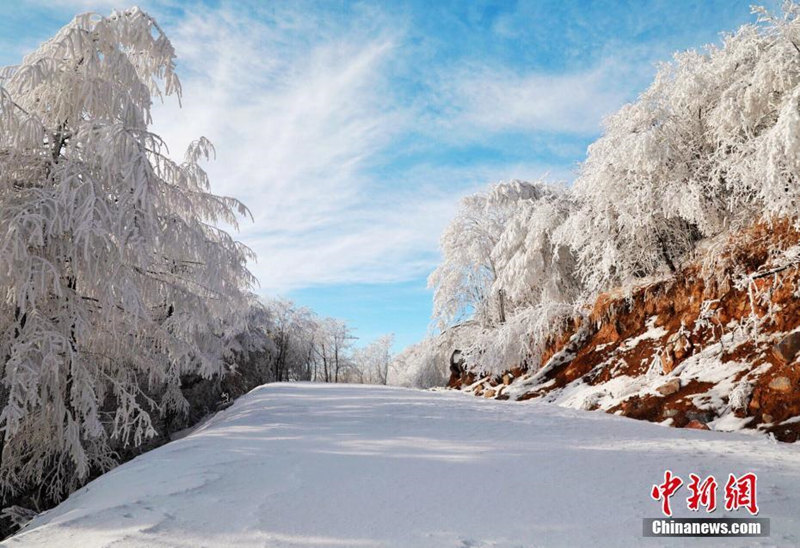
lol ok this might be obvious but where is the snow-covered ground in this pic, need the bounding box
[6,383,800,547]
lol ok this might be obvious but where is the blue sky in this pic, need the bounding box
[1,0,778,351]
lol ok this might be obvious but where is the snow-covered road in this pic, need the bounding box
[6,383,800,547]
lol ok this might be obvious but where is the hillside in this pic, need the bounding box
[453,220,800,441]
[400,4,800,444]
[6,383,800,547]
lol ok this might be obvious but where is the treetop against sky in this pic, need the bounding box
[0,0,773,350]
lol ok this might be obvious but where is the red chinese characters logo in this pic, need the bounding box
[651,471,758,516]
[651,470,683,517]
[724,473,759,515]
[687,474,717,512]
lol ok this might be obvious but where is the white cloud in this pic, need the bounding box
[22,0,145,11]
[433,58,640,136]
[248,191,455,290]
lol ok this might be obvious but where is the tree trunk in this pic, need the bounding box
[334,344,340,383]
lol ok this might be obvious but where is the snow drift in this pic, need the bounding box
[7,383,800,547]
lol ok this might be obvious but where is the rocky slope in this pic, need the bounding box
[451,220,800,442]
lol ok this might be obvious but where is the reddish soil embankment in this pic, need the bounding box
[452,220,800,442]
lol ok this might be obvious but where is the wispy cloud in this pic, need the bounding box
[433,58,638,136]
[24,0,124,8]
[151,2,431,291]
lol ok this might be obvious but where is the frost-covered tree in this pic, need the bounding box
[429,180,581,373]
[428,193,499,330]
[315,318,356,383]
[476,183,581,371]
[563,2,800,293]
[714,3,800,220]
[388,337,448,388]
[0,8,254,502]
[559,60,717,293]
[429,180,549,330]
[220,298,277,392]
[263,298,319,382]
[352,334,394,385]
[254,299,378,385]
[491,182,580,311]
